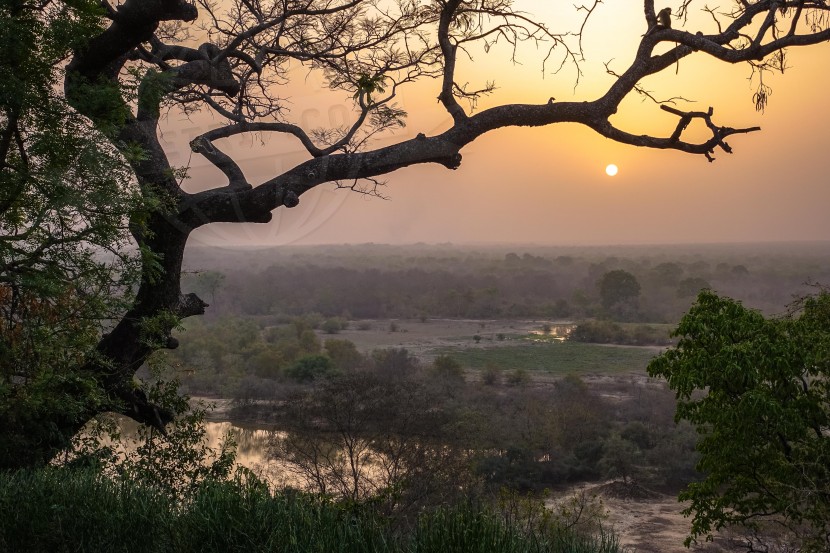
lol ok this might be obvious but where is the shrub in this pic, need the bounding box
[322,317,349,334]
[371,348,419,375]
[482,364,502,386]
[284,354,336,382]
[506,368,529,387]
[431,355,464,382]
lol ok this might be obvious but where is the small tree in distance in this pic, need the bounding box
[598,270,641,320]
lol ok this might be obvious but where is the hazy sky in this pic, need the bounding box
[165,1,830,247]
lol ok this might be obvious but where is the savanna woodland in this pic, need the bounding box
[2,0,830,552]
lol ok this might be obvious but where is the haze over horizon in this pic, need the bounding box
[159,1,829,249]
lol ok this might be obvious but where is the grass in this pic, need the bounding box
[0,468,623,553]
[431,341,659,375]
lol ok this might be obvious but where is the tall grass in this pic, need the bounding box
[0,469,171,553]
[0,469,622,553]
[412,505,620,553]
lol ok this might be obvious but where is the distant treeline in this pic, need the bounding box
[183,243,830,323]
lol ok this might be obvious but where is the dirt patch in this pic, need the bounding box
[596,480,661,501]
[567,482,741,553]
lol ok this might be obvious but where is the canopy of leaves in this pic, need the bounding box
[648,290,830,551]
[0,0,142,467]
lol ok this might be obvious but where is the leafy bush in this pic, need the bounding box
[506,368,529,387]
[324,339,364,371]
[321,317,349,334]
[431,355,464,381]
[569,320,671,346]
[371,348,419,374]
[283,354,336,382]
[482,363,502,385]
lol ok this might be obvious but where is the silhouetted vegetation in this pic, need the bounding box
[0,469,623,553]
[230,363,700,497]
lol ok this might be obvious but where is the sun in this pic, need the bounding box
[605,164,618,177]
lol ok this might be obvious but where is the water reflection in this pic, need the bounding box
[109,419,286,484]
[202,422,287,484]
[527,323,575,341]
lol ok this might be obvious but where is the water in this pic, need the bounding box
[527,323,575,341]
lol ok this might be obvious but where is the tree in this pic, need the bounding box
[598,432,642,487]
[5,0,830,466]
[648,290,830,551]
[431,354,464,381]
[597,270,641,319]
[675,276,711,298]
[190,270,225,304]
[284,354,336,382]
[0,0,144,468]
[270,371,467,514]
[324,338,364,371]
[650,262,684,287]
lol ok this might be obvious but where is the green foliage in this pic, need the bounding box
[597,432,642,485]
[352,74,387,104]
[569,320,672,346]
[372,347,420,374]
[139,310,182,349]
[324,338,364,371]
[284,354,336,382]
[321,316,349,334]
[0,468,624,553]
[272,372,468,513]
[0,469,170,553]
[249,348,285,379]
[299,328,322,354]
[413,505,538,553]
[135,68,174,118]
[482,363,502,385]
[431,354,464,381]
[167,316,332,392]
[648,290,830,550]
[506,368,530,387]
[414,499,620,553]
[471,375,615,490]
[0,356,107,468]
[174,481,392,553]
[65,379,236,500]
[438,342,655,375]
[0,0,141,468]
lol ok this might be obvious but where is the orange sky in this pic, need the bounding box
[166,1,830,247]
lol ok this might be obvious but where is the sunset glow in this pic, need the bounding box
[177,3,830,247]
